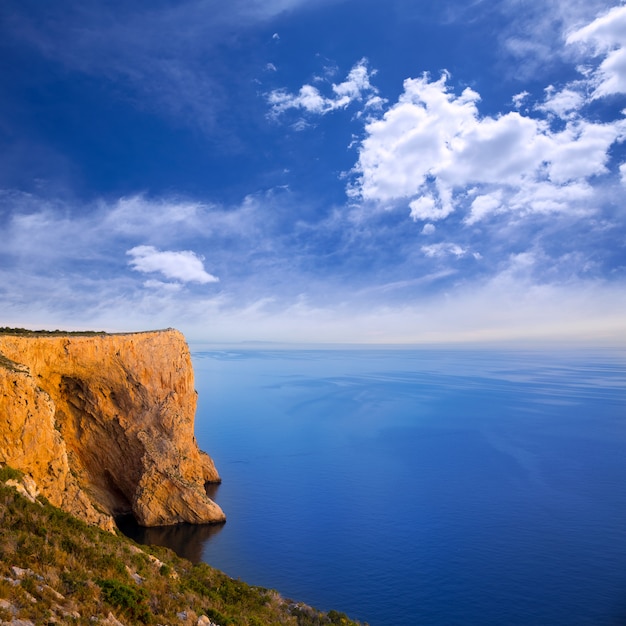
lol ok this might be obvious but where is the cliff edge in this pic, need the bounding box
[0,329,225,530]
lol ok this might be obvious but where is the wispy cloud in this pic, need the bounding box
[495,0,616,76]
[421,243,476,259]
[0,186,624,344]
[2,0,344,134]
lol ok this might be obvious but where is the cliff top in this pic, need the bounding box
[0,327,177,337]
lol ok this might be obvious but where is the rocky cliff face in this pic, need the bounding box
[0,329,225,530]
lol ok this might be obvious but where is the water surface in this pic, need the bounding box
[133,349,626,625]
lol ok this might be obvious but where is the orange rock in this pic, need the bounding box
[0,329,225,529]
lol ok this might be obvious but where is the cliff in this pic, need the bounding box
[0,329,225,530]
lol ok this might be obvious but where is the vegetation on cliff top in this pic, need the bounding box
[0,469,365,626]
[0,327,108,336]
[0,328,176,337]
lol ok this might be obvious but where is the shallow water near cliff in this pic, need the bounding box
[129,348,626,625]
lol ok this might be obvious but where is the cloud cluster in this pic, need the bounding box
[266,7,626,234]
[349,10,626,225]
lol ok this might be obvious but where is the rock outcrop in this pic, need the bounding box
[0,329,225,530]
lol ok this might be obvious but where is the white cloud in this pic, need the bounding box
[566,5,626,98]
[421,223,436,235]
[421,242,469,258]
[546,120,624,183]
[143,279,184,292]
[352,73,480,203]
[332,61,377,106]
[126,245,219,284]
[410,195,453,222]
[621,162,626,185]
[268,59,378,117]
[566,5,626,53]
[512,91,530,110]
[104,195,208,236]
[466,192,503,225]
[268,84,325,114]
[538,86,585,117]
[507,180,595,216]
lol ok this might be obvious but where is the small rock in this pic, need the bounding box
[0,598,16,614]
[40,584,65,601]
[22,591,37,604]
[4,478,41,506]
[146,554,164,569]
[124,565,144,585]
[10,567,33,579]
[99,612,126,626]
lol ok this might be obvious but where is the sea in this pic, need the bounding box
[122,347,626,626]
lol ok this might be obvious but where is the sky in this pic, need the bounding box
[1,0,625,345]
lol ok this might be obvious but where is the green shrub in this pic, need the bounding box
[159,564,171,577]
[203,606,234,625]
[97,578,152,624]
[0,466,23,482]
[328,609,354,624]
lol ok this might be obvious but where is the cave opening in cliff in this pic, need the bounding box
[103,468,134,517]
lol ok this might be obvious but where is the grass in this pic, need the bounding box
[0,473,366,626]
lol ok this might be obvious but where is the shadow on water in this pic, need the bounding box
[116,483,225,564]
[204,482,220,501]
[116,515,225,564]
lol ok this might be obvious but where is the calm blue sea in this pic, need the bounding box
[127,348,626,626]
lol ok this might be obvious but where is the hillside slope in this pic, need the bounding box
[0,469,364,626]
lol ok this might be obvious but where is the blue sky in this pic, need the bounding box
[1,0,625,344]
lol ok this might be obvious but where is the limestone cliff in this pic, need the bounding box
[0,329,225,530]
